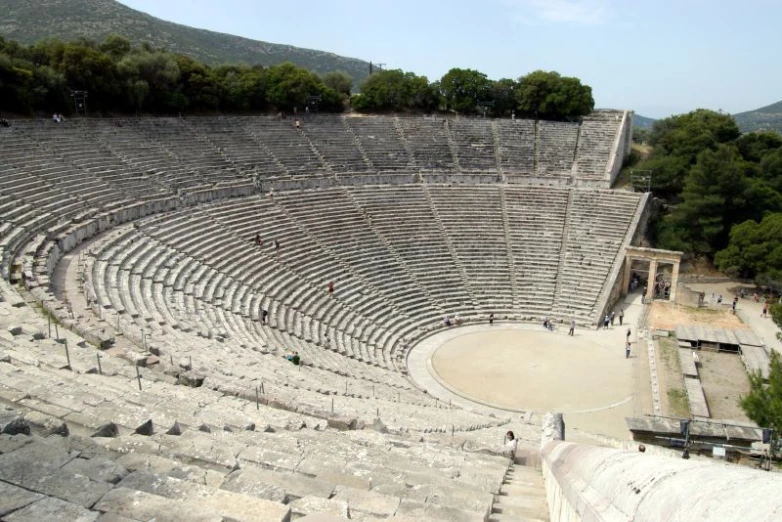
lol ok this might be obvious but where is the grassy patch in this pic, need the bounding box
[657,337,691,417]
[657,337,679,372]
[667,388,690,418]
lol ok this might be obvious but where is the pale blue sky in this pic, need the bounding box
[118,0,782,118]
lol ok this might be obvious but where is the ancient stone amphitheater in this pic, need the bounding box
[0,112,779,521]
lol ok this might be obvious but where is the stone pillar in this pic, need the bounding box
[622,256,633,296]
[669,260,680,302]
[646,260,658,302]
[541,412,565,449]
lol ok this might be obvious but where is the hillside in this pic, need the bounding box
[734,100,782,134]
[633,114,656,129]
[0,0,370,84]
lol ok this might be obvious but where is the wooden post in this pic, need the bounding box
[331,397,334,413]
[55,323,59,341]
[48,316,51,338]
[64,340,71,370]
[255,386,259,410]
[96,353,102,375]
[135,365,142,391]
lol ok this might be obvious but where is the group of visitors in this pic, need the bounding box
[443,315,463,327]
[542,316,555,331]
[51,113,65,123]
[601,309,624,330]
[284,351,301,366]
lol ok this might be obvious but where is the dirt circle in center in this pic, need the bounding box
[431,328,631,413]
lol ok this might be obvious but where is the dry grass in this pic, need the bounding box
[657,337,690,418]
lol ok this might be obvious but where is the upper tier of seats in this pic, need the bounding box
[2,110,626,189]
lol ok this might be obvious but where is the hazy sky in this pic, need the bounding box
[118,0,782,118]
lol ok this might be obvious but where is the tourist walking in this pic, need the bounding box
[625,341,631,359]
[626,327,632,342]
[619,309,624,326]
[568,317,575,336]
[328,281,334,295]
[610,311,616,326]
[505,430,518,455]
[762,304,768,318]
[489,313,494,325]
[603,315,610,330]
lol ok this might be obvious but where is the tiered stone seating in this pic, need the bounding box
[495,119,536,176]
[18,121,173,200]
[349,186,472,320]
[0,319,521,521]
[504,186,569,316]
[93,119,216,189]
[346,115,411,170]
[428,186,512,312]
[300,116,371,172]
[553,190,641,319]
[178,117,282,176]
[449,119,498,172]
[396,117,455,170]
[245,118,327,175]
[536,121,579,178]
[575,111,622,180]
[133,119,243,183]
[0,113,651,520]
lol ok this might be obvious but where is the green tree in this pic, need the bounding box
[491,78,517,117]
[321,71,352,96]
[439,68,491,113]
[665,145,750,254]
[117,51,180,111]
[649,109,740,156]
[715,213,782,281]
[639,109,742,198]
[759,147,782,192]
[741,350,782,455]
[354,69,415,112]
[736,131,782,163]
[266,62,325,111]
[58,42,120,110]
[100,34,131,59]
[515,70,593,120]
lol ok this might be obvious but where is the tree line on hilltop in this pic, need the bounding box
[0,34,593,120]
[633,110,782,293]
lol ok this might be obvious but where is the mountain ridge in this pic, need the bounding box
[0,0,370,84]
[734,100,782,134]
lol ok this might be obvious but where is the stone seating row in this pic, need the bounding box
[80,184,642,385]
[553,190,640,318]
[0,338,520,521]
[575,118,619,179]
[82,229,507,432]
[448,119,498,172]
[4,113,625,187]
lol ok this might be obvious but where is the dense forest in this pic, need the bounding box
[633,110,782,289]
[0,35,594,119]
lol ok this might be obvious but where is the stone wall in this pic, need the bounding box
[541,438,782,522]
[607,111,633,186]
